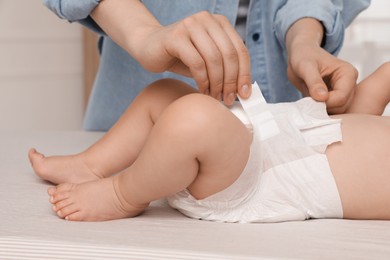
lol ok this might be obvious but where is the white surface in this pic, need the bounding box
[1,131,390,259]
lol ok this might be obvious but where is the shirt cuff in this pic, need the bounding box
[43,0,100,21]
[43,0,104,33]
[274,0,343,55]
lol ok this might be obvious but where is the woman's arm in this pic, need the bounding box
[91,0,252,105]
[285,17,358,114]
[274,0,370,114]
[43,0,251,104]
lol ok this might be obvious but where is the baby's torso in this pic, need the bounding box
[326,114,390,192]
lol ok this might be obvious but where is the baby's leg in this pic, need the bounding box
[347,62,390,115]
[29,79,197,184]
[49,94,252,221]
[47,178,145,221]
[28,148,101,184]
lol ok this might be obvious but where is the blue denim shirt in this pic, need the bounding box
[44,0,370,131]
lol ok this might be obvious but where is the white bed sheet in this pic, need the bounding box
[1,130,390,260]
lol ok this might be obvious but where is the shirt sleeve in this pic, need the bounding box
[273,0,371,55]
[43,0,104,34]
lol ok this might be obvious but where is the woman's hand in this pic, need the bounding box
[286,18,358,114]
[134,11,252,105]
[92,1,251,105]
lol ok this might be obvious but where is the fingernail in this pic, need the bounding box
[317,88,327,95]
[242,84,250,97]
[216,93,222,101]
[227,92,236,104]
[204,88,210,95]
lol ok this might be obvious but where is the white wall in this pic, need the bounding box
[339,0,390,80]
[0,0,84,130]
[338,0,390,114]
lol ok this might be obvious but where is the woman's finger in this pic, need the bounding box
[215,14,251,102]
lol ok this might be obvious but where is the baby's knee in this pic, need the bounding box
[148,78,181,88]
[163,94,224,135]
[144,78,194,95]
[138,79,197,107]
[174,93,221,122]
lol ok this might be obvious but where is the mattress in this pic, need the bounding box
[1,130,390,259]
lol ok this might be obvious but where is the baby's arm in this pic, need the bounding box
[347,62,390,115]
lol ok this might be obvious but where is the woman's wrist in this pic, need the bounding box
[285,18,324,53]
[91,0,161,56]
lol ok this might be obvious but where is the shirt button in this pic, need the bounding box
[252,33,260,42]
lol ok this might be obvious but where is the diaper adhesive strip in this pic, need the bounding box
[238,82,280,140]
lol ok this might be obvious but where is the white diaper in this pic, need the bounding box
[167,83,343,223]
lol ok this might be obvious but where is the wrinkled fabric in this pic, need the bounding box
[43,0,370,130]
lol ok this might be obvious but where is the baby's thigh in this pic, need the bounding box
[184,99,253,200]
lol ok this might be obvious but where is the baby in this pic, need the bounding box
[29,62,390,222]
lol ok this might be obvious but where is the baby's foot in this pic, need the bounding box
[28,148,102,184]
[48,177,147,221]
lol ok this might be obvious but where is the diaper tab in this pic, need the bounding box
[238,82,280,140]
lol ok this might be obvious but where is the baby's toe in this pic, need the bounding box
[50,189,73,204]
[47,186,57,196]
[52,198,73,212]
[57,204,79,219]
[64,211,84,221]
[28,148,44,165]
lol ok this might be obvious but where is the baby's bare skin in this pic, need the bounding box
[47,176,147,221]
[327,114,390,220]
[29,148,102,184]
[28,63,390,222]
[30,79,251,221]
[36,113,390,222]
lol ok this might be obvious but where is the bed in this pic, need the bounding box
[1,130,390,259]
